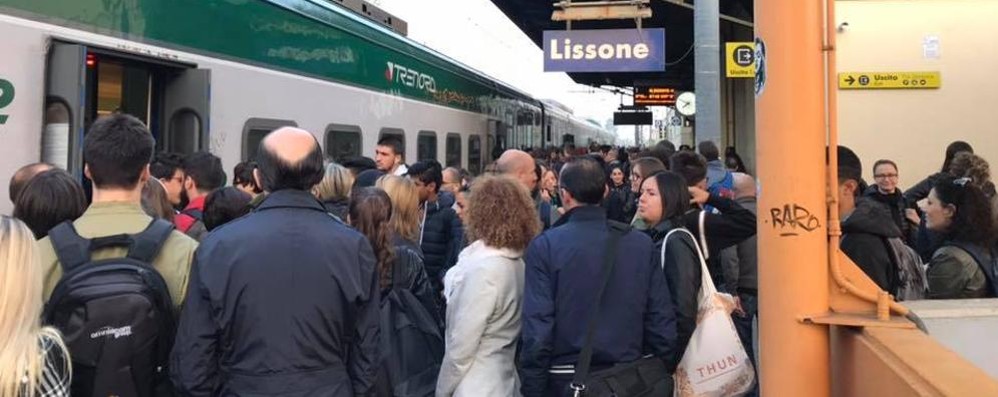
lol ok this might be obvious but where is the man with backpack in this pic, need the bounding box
[699,140,735,201]
[37,114,199,396]
[174,151,225,241]
[837,146,926,298]
[171,127,380,397]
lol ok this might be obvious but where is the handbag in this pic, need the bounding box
[663,214,755,397]
[570,222,674,397]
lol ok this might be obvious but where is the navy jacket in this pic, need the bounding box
[171,190,380,397]
[519,206,676,397]
[419,192,463,289]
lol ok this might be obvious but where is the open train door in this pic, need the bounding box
[161,69,211,153]
[43,42,87,177]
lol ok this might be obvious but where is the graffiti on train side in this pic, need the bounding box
[368,89,406,119]
[767,203,821,237]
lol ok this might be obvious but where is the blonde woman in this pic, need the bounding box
[376,175,423,256]
[313,162,355,220]
[436,175,541,397]
[0,216,70,396]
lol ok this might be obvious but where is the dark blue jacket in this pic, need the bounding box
[519,206,676,397]
[419,191,463,290]
[170,190,380,397]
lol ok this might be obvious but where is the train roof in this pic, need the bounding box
[0,0,540,112]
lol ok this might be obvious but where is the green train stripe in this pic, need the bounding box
[0,0,536,113]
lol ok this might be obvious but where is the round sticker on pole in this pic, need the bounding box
[754,37,767,97]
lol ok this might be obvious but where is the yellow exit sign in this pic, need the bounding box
[839,72,941,89]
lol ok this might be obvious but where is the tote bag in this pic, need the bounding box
[661,213,754,397]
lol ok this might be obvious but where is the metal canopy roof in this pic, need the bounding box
[491,0,753,91]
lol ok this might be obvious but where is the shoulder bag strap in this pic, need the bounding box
[665,227,718,301]
[698,210,710,261]
[571,223,625,395]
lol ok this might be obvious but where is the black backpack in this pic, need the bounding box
[945,241,998,297]
[376,248,444,397]
[43,219,177,397]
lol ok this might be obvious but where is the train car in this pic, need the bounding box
[0,0,613,213]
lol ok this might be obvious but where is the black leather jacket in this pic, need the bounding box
[387,243,443,326]
[647,219,701,372]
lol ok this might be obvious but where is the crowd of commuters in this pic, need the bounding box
[1,109,995,397]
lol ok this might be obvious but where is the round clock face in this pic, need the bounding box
[676,92,696,116]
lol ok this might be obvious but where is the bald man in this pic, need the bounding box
[441,167,463,194]
[497,149,561,229]
[732,172,756,200]
[172,127,380,397]
[496,149,538,192]
[9,162,53,204]
[719,171,759,388]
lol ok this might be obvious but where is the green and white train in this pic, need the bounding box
[0,0,614,213]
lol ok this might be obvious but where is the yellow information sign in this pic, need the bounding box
[725,42,755,78]
[838,72,941,89]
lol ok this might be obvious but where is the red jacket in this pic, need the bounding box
[175,196,207,233]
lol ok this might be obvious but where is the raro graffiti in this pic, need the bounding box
[767,203,821,237]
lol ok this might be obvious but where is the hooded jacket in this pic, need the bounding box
[864,185,916,246]
[419,191,463,290]
[323,198,349,222]
[841,198,902,292]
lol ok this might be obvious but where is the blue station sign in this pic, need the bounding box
[543,28,666,72]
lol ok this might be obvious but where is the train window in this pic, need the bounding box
[325,124,362,162]
[468,135,482,175]
[417,131,437,162]
[167,110,201,153]
[445,134,462,168]
[378,128,406,160]
[242,118,298,161]
[42,101,72,170]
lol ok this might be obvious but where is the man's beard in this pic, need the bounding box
[177,188,190,211]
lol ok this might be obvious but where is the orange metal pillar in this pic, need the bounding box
[755,0,831,396]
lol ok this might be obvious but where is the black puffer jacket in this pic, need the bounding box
[841,198,902,292]
[419,192,463,292]
[647,219,701,372]
[605,184,636,224]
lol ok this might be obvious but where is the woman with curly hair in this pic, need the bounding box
[436,175,541,397]
[376,175,423,257]
[924,176,997,299]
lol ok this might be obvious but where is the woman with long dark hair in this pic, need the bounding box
[349,187,437,310]
[637,171,701,371]
[924,176,997,299]
[349,187,441,397]
[604,162,635,223]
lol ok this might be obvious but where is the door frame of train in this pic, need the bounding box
[43,39,211,177]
